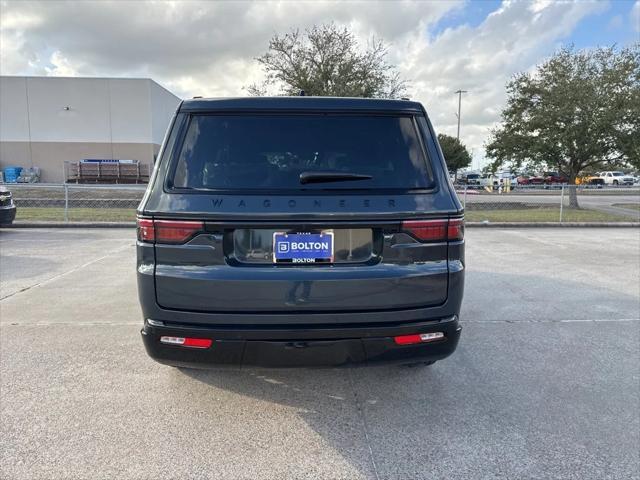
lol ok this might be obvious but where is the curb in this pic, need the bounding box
[4,221,639,229]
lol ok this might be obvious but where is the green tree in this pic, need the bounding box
[247,23,408,98]
[485,45,640,207]
[438,133,472,175]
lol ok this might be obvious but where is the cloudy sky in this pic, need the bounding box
[1,0,639,167]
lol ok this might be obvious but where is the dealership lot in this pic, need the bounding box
[1,228,639,480]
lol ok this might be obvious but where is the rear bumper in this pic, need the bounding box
[141,315,461,368]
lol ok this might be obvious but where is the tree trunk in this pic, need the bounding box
[568,174,579,208]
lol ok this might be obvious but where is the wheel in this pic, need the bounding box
[613,180,619,185]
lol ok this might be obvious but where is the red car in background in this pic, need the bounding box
[528,171,568,185]
[516,174,530,185]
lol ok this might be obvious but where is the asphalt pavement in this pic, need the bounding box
[1,228,639,480]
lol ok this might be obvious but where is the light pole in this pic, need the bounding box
[454,90,468,140]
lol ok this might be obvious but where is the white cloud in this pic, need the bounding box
[0,1,458,93]
[0,0,622,167]
[403,0,609,168]
[0,7,45,74]
[632,1,640,32]
[44,51,79,76]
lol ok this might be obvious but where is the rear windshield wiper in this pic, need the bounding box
[299,171,373,185]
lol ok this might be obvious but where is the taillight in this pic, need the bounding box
[137,218,155,242]
[401,220,447,242]
[136,218,204,244]
[401,218,464,242]
[448,218,464,241]
[155,220,204,244]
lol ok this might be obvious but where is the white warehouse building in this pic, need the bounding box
[0,76,181,183]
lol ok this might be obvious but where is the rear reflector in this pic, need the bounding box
[401,218,464,242]
[137,218,204,244]
[394,332,445,345]
[160,336,213,349]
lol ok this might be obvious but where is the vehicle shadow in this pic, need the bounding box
[172,270,639,479]
[178,362,435,479]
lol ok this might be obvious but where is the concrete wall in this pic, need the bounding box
[0,141,156,182]
[0,77,30,142]
[150,81,180,146]
[0,76,180,182]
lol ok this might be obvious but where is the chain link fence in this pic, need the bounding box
[3,183,639,224]
[8,184,145,222]
[459,184,640,223]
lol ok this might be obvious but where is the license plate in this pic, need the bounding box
[273,231,334,264]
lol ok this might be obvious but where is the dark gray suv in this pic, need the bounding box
[137,97,464,367]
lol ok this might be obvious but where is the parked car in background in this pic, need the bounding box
[459,171,481,188]
[0,186,16,225]
[599,171,635,186]
[529,171,568,185]
[575,174,604,186]
[527,173,545,185]
[516,174,531,185]
[137,96,464,368]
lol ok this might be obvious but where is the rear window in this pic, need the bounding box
[170,114,432,191]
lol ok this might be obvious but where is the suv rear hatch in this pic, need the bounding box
[139,104,462,318]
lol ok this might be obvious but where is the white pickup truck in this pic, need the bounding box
[599,171,635,186]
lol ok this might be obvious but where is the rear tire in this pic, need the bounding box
[613,180,619,185]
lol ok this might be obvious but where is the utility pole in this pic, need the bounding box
[454,90,468,140]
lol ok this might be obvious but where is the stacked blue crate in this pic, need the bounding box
[3,167,23,183]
